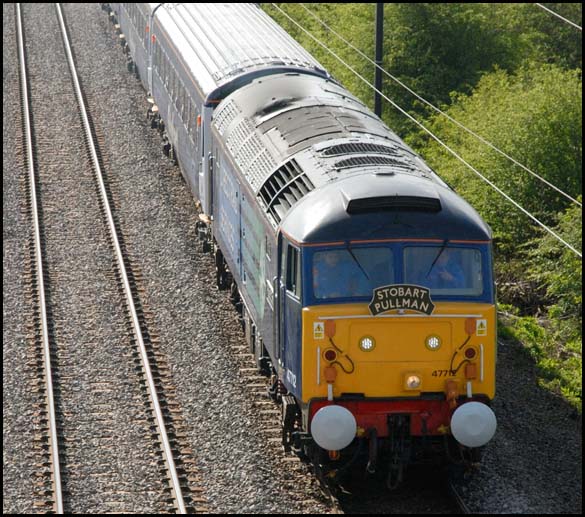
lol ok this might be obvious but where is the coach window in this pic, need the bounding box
[154,45,160,77]
[181,84,186,116]
[265,235,272,262]
[184,98,190,131]
[141,11,148,49]
[175,82,182,114]
[286,245,301,299]
[183,90,189,126]
[162,54,167,89]
[170,69,176,100]
[164,58,170,90]
[189,101,197,139]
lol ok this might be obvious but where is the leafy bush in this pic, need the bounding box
[499,305,582,412]
[423,64,582,254]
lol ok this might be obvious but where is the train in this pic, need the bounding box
[105,3,497,489]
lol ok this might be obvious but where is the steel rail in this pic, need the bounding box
[53,4,187,513]
[15,4,64,514]
[447,478,472,514]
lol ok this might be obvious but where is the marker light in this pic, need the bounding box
[465,347,477,359]
[405,374,422,390]
[426,335,442,351]
[323,349,337,362]
[359,336,375,352]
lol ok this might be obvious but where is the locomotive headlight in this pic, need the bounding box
[405,374,422,390]
[359,336,375,352]
[425,335,442,351]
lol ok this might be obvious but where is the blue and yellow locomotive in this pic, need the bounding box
[109,3,497,487]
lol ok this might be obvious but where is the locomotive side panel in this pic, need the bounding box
[211,134,279,363]
[213,152,241,282]
[240,192,266,328]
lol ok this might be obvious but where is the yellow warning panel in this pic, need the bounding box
[476,319,487,336]
[313,322,325,340]
[302,303,497,402]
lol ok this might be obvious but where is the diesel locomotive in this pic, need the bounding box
[107,3,497,488]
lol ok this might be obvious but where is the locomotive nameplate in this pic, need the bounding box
[368,284,435,316]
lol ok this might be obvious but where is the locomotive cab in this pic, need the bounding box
[277,173,497,484]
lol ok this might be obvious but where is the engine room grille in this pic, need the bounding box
[227,118,277,190]
[214,99,240,135]
[335,155,409,169]
[322,142,398,156]
[258,159,314,224]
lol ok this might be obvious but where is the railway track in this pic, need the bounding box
[16,3,204,513]
[448,479,472,514]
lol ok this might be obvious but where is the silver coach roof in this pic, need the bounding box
[154,3,328,100]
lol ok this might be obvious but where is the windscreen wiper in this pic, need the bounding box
[425,239,449,278]
[346,242,370,280]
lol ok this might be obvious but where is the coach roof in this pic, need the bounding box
[154,3,329,102]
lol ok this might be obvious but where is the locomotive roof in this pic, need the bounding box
[213,73,432,190]
[280,173,492,244]
[213,72,491,243]
[152,3,329,101]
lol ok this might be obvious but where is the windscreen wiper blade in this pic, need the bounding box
[425,239,449,278]
[347,243,370,280]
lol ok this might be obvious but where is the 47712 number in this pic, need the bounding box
[431,370,452,377]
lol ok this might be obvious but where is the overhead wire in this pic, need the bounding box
[269,4,582,259]
[298,3,581,208]
[536,3,582,31]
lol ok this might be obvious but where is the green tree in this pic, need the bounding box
[528,201,582,329]
[503,201,583,409]
[423,65,582,254]
[381,3,528,133]
[264,4,582,138]
[515,3,582,70]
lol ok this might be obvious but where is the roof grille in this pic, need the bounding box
[336,155,410,169]
[227,118,277,190]
[259,159,314,224]
[322,143,398,156]
[347,196,441,214]
[214,99,240,135]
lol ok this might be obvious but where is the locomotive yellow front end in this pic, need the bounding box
[295,239,497,486]
[303,302,496,403]
[302,300,497,459]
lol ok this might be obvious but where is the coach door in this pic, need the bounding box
[198,106,213,215]
[278,237,302,396]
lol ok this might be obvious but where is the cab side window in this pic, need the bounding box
[286,245,301,299]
